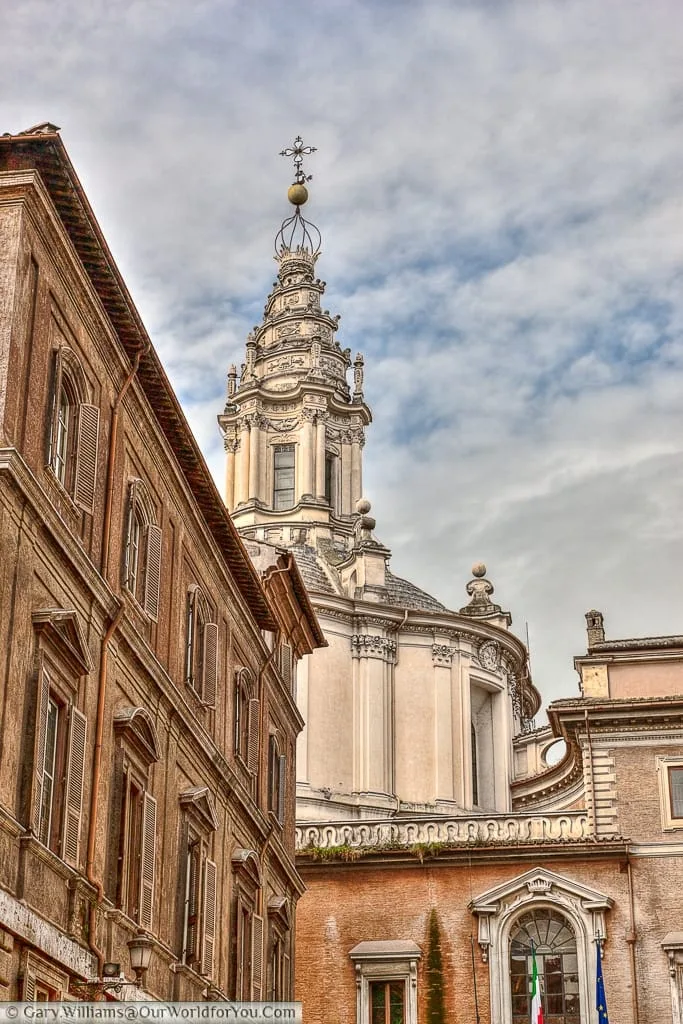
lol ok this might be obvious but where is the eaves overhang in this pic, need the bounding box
[0,130,275,631]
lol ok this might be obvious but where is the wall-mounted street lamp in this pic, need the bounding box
[70,933,154,999]
[127,933,154,985]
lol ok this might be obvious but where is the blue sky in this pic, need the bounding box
[3,0,683,709]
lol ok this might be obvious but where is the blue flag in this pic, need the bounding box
[596,941,609,1023]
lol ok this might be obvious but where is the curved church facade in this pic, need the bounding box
[221,164,683,1024]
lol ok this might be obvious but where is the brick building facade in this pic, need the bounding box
[0,124,324,1001]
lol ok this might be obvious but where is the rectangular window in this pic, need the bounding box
[182,833,217,978]
[38,698,59,847]
[370,981,406,1024]
[324,454,335,508]
[114,768,156,929]
[658,757,683,831]
[33,671,87,865]
[273,446,295,510]
[670,767,683,819]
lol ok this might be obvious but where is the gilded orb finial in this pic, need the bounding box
[275,135,321,256]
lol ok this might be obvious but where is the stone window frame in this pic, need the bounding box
[470,868,612,1024]
[30,610,91,868]
[21,949,69,1001]
[656,756,683,831]
[179,787,219,979]
[231,848,264,1000]
[109,707,161,930]
[349,941,421,1024]
[662,933,683,1024]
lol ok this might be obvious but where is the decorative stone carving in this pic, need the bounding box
[266,355,306,373]
[266,417,300,432]
[479,640,500,671]
[460,563,503,618]
[432,644,455,666]
[277,323,302,338]
[296,813,591,852]
[351,635,397,662]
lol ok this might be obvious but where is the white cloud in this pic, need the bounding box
[2,0,683,709]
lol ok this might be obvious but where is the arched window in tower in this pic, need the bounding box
[273,445,295,510]
[324,453,336,510]
[471,721,478,806]
[510,909,579,1023]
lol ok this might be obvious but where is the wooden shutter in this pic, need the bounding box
[139,792,157,930]
[46,347,63,467]
[21,971,36,1001]
[143,524,162,621]
[251,913,264,1000]
[280,643,293,690]
[201,858,217,977]
[202,623,218,708]
[62,706,87,866]
[74,403,100,513]
[282,952,290,1000]
[32,669,50,836]
[247,698,260,774]
[278,754,287,822]
[184,840,199,964]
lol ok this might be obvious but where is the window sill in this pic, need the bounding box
[267,811,284,831]
[19,834,81,883]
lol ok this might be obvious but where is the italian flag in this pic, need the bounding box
[530,947,544,1024]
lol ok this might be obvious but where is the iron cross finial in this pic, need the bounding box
[279,135,317,184]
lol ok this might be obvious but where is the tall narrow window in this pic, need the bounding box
[53,382,72,487]
[47,345,100,512]
[669,767,683,819]
[510,909,579,1023]
[123,479,162,621]
[185,587,218,707]
[33,671,87,865]
[370,981,406,1024]
[273,445,295,510]
[324,453,336,509]
[471,721,479,806]
[179,789,219,978]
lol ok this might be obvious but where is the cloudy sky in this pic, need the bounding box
[3,0,682,710]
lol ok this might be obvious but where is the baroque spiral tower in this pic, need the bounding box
[220,140,539,822]
[218,140,371,553]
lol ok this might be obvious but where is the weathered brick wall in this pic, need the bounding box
[296,855,672,1024]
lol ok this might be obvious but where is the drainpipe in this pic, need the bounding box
[626,849,640,1024]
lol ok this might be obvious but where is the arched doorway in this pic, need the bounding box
[510,908,580,1023]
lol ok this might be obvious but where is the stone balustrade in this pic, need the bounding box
[296,812,590,852]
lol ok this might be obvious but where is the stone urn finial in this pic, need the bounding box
[459,562,502,617]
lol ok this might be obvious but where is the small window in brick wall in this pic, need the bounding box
[123,478,162,621]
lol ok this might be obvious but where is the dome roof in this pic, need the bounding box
[290,546,446,613]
